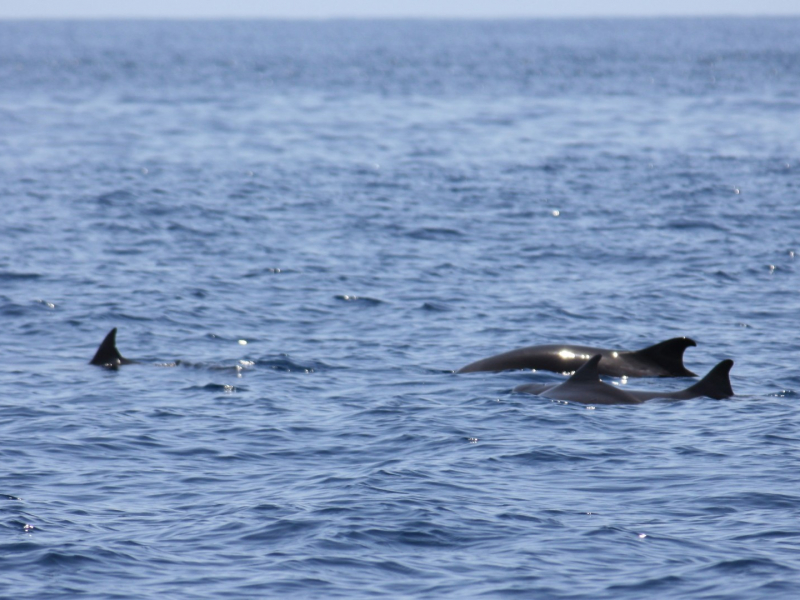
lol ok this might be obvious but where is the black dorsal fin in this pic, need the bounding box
[90,328,125,366]
[567,354,603,383]
[685,360,734,399]
[635,337,697,377]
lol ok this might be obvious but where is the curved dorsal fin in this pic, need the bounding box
[685,359,734,399]
[634,337,697,377]
[567,354,603,383]
[90,328,125,366]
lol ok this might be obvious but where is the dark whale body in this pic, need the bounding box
[89,328,136,368]
[514,354,734,405]
[458,337,697,377]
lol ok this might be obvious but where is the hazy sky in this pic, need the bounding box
[3,0,800,19]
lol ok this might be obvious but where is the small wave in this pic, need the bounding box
[95,189,135,205]
[713,270,738,281]
[666,220,729,232]
[583,524,633,538]
[420,301,451,312]
[37,550,100,568]
[94,311,154,323]
[0,300,29,316]
[0,271,41,281]
[501,449,589,463]
[150,408,184,418]
[183,383,246,393]
[733,530,800,541]
[243,267,287,278]
[257,355,325,373]
[556,308,593,320]
[704,491,800,510]
[227,182,270,199]
[699,557,792,575]
[241,519,321,543]
[606,574,686,595]
[165,222,211,235]
[406,227,464,241]
[674,445,726,457]
[166,446,221,458]
[168,360,255,374]
[334,295,385,306]
[496,511,547,524]
[347,525,466,548]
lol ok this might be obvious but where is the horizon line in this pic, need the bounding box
[2,13,800,20]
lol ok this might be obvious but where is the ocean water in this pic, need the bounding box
[1,18,799,598]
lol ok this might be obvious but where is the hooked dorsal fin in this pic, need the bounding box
[634,337,697,377]
[567,354,603,383]
[684,359,734,399]
[90,328,125,366]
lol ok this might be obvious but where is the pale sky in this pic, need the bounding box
[2,0,800,19]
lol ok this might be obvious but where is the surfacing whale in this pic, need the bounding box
[514,354,733,405]
[88,328,268,374]
[457,337,697,377]
[90,328,136,368]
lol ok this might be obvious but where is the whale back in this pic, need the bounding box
[530,355,642,405]
[458,337,698,377]
[515,355,734,404]
[613,359,734,402]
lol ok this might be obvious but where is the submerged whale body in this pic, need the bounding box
[514,354,734,405]
[87,329,263,373]
[90,328,136,368]
[457,337,697,377]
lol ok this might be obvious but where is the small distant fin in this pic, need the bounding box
[685,359,734,399]
[635,337,697,377]
[90,328,125,366]
[567,354,603,383]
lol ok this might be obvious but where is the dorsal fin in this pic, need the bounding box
[90,328,125,366]
[634,337,697,377]
[567,354,603,383]
[684,359,734,399]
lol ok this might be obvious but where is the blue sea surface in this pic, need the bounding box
[1,18,800,598]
